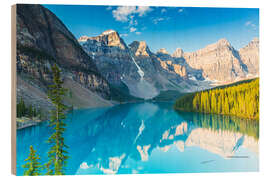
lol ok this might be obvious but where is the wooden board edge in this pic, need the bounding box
[11,4,17,176]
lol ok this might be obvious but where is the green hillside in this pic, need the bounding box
[174,78,259,120]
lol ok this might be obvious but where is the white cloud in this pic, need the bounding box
[111,6,152,36]
[178,8,184,13]
[161,8,167,13]
[245,21,257,30]
[112,6,137,22]
[112,6,152,22]
[245,21,252,26]
[136,6,153,16]
[153,17,165,24]
[130,27,137,32]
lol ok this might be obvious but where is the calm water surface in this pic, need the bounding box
[16,102,259,175]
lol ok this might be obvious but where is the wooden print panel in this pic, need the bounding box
[12,4,259,176]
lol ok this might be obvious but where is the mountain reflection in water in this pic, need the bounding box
[16,102,259,175]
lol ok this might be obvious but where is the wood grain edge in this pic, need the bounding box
[11,4,17,176]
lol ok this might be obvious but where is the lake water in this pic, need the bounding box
[16,102,259,175]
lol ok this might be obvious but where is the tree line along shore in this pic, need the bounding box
[174,78,259,120]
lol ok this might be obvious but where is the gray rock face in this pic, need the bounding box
[239,38,259,76]
[79,30,129,59]
[183,38,258,83]
[172,48,184,58]
[16,4,112,112]
[128,41,180,96]
[79,31,141,90]
[154,47,205,86]
[80,30,207,98]
[156,48,172,62]
[157,48,170,55]
[80,33,177,99]
[129,41,152,57]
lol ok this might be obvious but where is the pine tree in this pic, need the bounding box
[46,64,68,175]
[17,97,25,118]
[16,98,22,118]
[28,104,33,119]
[38,108,42,120]
[22,145,42,176]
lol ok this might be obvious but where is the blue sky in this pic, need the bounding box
[44,5,259,54]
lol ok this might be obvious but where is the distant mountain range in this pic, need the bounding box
[16,4,259,113]
[79,29,259,99]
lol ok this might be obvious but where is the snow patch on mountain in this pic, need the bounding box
[128,55,159,99]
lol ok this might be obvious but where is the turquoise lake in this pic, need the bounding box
[16,102,259,175]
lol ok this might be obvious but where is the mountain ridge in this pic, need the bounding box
[79,29,259,98]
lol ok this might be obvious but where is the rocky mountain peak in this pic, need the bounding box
[191,38,232,56]
[129,41,151,57]
[78,35,91,42]
[157,48,170,55]
[252,37,259,42]
[239,37,259,76]
[247,37,259,48]
[101,29,117,35]
[172,48,184,58]
[183,38,250,83]
[86,29,127,50]
[216,38,231,46]
[99,29,120,39]
[240,37,259,50]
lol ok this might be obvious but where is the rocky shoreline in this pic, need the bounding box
[16,117,42,130]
